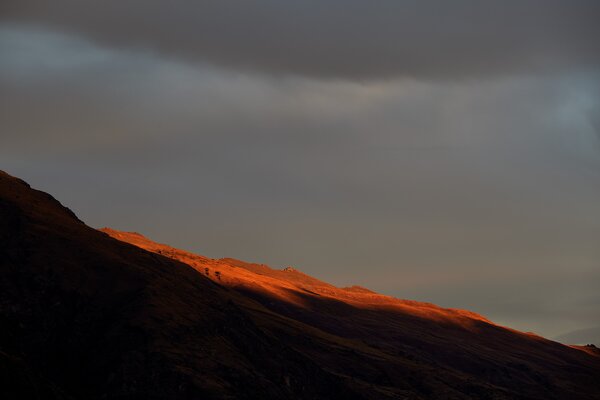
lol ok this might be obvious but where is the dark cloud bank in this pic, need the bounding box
[1,1,599,339]
[3,0,600,79]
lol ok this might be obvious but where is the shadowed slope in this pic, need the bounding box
[0,171,365,399]
[1,170,599,399]
[102,228,600,400]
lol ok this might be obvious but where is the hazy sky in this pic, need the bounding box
[1,1,599,340]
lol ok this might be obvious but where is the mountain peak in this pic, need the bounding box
[342,285,377,294]
[0,169,82,226]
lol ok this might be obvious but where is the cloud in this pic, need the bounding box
[2,0,600,80]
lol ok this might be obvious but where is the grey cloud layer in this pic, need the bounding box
[1,27,599,337]
[3,0,600,79]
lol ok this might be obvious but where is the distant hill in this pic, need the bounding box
[1,170,599,399]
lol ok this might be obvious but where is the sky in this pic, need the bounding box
[1,1,599,341]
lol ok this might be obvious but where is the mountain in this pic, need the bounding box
[1,170,599,399]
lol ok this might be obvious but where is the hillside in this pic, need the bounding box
[1,170,599,399]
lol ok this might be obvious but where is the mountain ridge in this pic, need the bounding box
[100,228,495,327]
[1,170,599,399]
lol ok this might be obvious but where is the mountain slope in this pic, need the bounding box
[0,171,364,399]
[1,170,599,399]
[102,228,600,400]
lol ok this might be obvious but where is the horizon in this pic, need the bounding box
[2,1,599,342]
